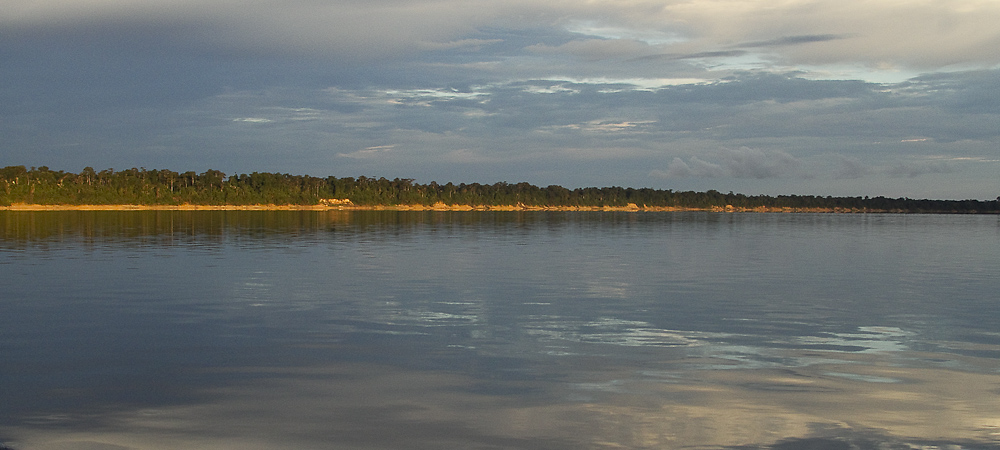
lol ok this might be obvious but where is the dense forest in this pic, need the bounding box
[1,165,998,213]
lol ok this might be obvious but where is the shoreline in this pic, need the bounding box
[0,203,920,213]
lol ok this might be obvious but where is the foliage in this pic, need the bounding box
[1,165,997,213]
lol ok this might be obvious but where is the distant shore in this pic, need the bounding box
[5,167,996,214]
[0,202,921,213]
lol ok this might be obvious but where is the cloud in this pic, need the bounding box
[886,161,955,178]
[735,34,849,49]
[832,155,873,180]
[8,0,1000,71]
[527,39,653,61]
[722,147,801,179]
[655,148,800,179]
[416,38,505,52]
[653,0,1000,70]
[337,145,397,159]
[657,156,725,178]
[628,50,748,63]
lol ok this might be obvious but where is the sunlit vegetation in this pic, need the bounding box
[1,165,997,213]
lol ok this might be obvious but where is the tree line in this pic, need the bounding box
[1,165,997,213]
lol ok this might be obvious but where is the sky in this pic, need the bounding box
[2,0,999,200]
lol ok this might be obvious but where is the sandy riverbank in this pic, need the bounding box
[0,203,332,211]
[0,202,877,213]
[0,203,655,212]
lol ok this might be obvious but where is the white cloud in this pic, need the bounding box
[383,88,489,104]
[563,20,685,46]
[546,120,656,134]
[338,145,397,159]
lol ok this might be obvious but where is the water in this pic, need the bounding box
[2,210,999,449]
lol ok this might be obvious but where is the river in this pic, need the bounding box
[2,210,999,449]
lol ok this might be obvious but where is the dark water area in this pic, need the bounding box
[2,210,999,449]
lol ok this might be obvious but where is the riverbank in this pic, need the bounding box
[0,202,658,211]
[0,202,909,213]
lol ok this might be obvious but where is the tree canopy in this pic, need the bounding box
[1,165,997,213]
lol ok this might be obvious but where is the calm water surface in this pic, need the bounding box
[2,210,999,449]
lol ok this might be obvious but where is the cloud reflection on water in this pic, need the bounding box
[4,353,1000,449]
